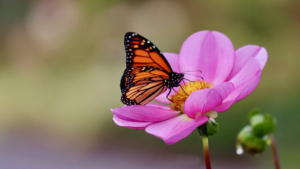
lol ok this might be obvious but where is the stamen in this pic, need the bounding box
[169,81,213,112]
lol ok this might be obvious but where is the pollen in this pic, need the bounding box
[169,81,213,112]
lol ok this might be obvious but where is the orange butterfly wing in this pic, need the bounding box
[124,32,172,73]
[120,32,183,106]
[121,68,168,105]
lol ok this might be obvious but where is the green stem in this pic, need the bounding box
[269,134,280,169]
[202,134,211,169]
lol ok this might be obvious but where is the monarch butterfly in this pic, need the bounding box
[120,32,184,106]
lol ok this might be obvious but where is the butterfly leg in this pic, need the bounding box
[180,85,189,96]
[166,88,173,103]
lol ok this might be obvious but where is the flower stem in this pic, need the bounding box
[202,134,211,169]
[269,134,280,169]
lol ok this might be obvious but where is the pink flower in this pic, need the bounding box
[111,31,268,145]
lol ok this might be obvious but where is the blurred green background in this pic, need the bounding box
[0,0,299,168]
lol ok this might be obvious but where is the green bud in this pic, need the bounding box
[247,107,261,120]
[237,126,268,155]
[250,113,276,137]
[197,118,219,136]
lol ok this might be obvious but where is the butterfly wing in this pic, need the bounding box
[121,32,178,105]
[124,32,173,73]
[121,67,168,105]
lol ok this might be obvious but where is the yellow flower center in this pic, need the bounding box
[169,81,214,112]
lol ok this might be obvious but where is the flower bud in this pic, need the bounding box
[250,113,276,137]
[237,126,268,155]
[247,107,261,119]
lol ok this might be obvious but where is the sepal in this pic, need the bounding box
[197,118,219,136]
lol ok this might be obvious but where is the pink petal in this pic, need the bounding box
[184,88,223,119]
[212,82,235,100]
[210,31,236,84]
[162,52,179,73]
[153,89,174,104]
[227,45,268,80]
[153,86,180,104]
[213,59,262,112]
[229,58,261,89]
[214,73,262,112]
[145,114,209,145]
[153,53,179,104]
[111,104,179,122]
[213,90,242,113]
[183,89,209,119]
[113,115,153,129]
[179,31,235,85]
[146,102,171,109]
[234,72,261,102]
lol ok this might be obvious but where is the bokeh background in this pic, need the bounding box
[0,0,299,168]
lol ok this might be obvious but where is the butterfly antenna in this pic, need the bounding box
[183,73,204,80]
[182,70,202,73]
[183,78,194,82]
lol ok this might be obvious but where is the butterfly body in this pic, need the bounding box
[120,32,184,106]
